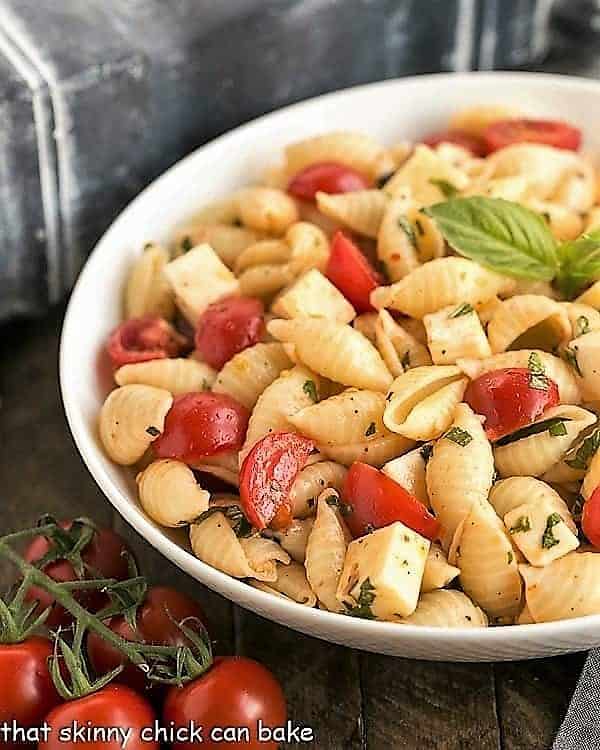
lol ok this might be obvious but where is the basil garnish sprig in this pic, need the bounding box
[425,197,600,298]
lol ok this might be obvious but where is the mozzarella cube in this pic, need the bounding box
[424,304,491,365]
[336,521,430,619]
[163,244,239,324]
[421,543,460,593]
[271,269,355,324]
[382,447,430,507]
[504,499,579,567]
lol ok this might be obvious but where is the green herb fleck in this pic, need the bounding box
[401,350,411,371]
[146,425,160,437]
[541,512,563,549]
[365,421,377,437]
[303,380,318,403]
[509,516,531,534]
[448,302,474,319]
[549,420,568,437]
[444,427,473,446]
[397,215,416,247]
[429,178,459,199]
[181,235,193,252]
[195,505,253,538]
[507,551,514,565]
[527,351,549,391]
[495,417,571,446]
[565,429,600,470]
[575,315,590,337]
[345,578,376,620]
[563,346,583,377]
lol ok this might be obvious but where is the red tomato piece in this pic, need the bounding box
[483,118,582,152]
[326,230,383,313]
[422,129,488,157]
[0,637,61,748]
[163,656,287,750]
[88,586,209,694]
[107,316,188,368]
[195,296,265,370]
[342,462,440,540]
[583,486,600,548]
[464,368,560,442]
[154,392,249,462]
[23,522,132,628]
[39,685,158,750]
[239,432,315,530]
[287,161,370,201]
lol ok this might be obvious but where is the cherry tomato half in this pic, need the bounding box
[464,368,560,442]
[107,316,188,368]
[423,129,488,157]
[287,161,370,201]
[0,637,61,749]
[195,296,265,370]
[163,656,287,750]
[342,462,440,540]
[326,230,383,313]
[154,392,249,463]
[39,684,158,750]
[24,522,131,628]
[240,432,315,530]
[88,586,209,694]
[482,118,582,153]
[582,486,600,549]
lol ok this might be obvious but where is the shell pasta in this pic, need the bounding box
[98,105,600,627]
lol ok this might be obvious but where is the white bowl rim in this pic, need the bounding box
[60,70,600,653]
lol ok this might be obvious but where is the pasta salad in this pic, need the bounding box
[99,106,600,628]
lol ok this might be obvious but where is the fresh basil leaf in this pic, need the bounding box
[425,197,559,281]
[555,230,600,298]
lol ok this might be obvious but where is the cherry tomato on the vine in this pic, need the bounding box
[240,432,315,530]
[195,296,265,370]
[583,486,600,549]
[39,685,158,750]
[342,462,440,540]
[482,118,582,152]
[107,316,188,368]
[24,523,131,627]
[422,129,488,156]
[163,656,287,750]
[463,368,560,442]
[326,230,383,313]
[0,637,61,749]
[154,392,249,463]
[287,161,370,201]
[87,586,209,693]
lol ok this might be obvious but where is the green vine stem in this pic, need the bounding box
[0,521,213,693]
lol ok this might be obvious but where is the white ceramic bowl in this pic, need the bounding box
[61,72,600,661]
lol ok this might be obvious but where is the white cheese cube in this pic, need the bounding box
[424,304,491,365]
[163,244,239,324]
[336,521,430,619]
[381,447,430,507]
[421,542,460,593]
[504,499,579,567]
[271,269,356,324]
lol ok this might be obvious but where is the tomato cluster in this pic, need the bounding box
[2,522,286,750]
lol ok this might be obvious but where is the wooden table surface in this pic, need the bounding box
[0,304,586,749]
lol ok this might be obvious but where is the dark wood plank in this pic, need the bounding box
[0,306,112,585]
[495,654,586,750]
[361,655,501,750]
[235,609,364,750]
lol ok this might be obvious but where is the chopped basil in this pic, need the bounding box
[548,420,568,437]
[444,427,473,446]
[145,425,160,437]
[429,178,459,199]
[194,505,253,538]
[563,346,583,377]
[541,512,562,549]
[180,235,193,252]
[575,315,590,337]
[565,429,600,470]
[365,421,377,437]
[527,351,549,391]
[448,302,473,319]
[345,578,376,620]
[495,417,571,446]
[302,380,318,403]
[397,215,417,247]
[401,350,411,371]
[509,516,531,534]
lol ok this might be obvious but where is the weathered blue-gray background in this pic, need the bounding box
[0,0,595,321]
